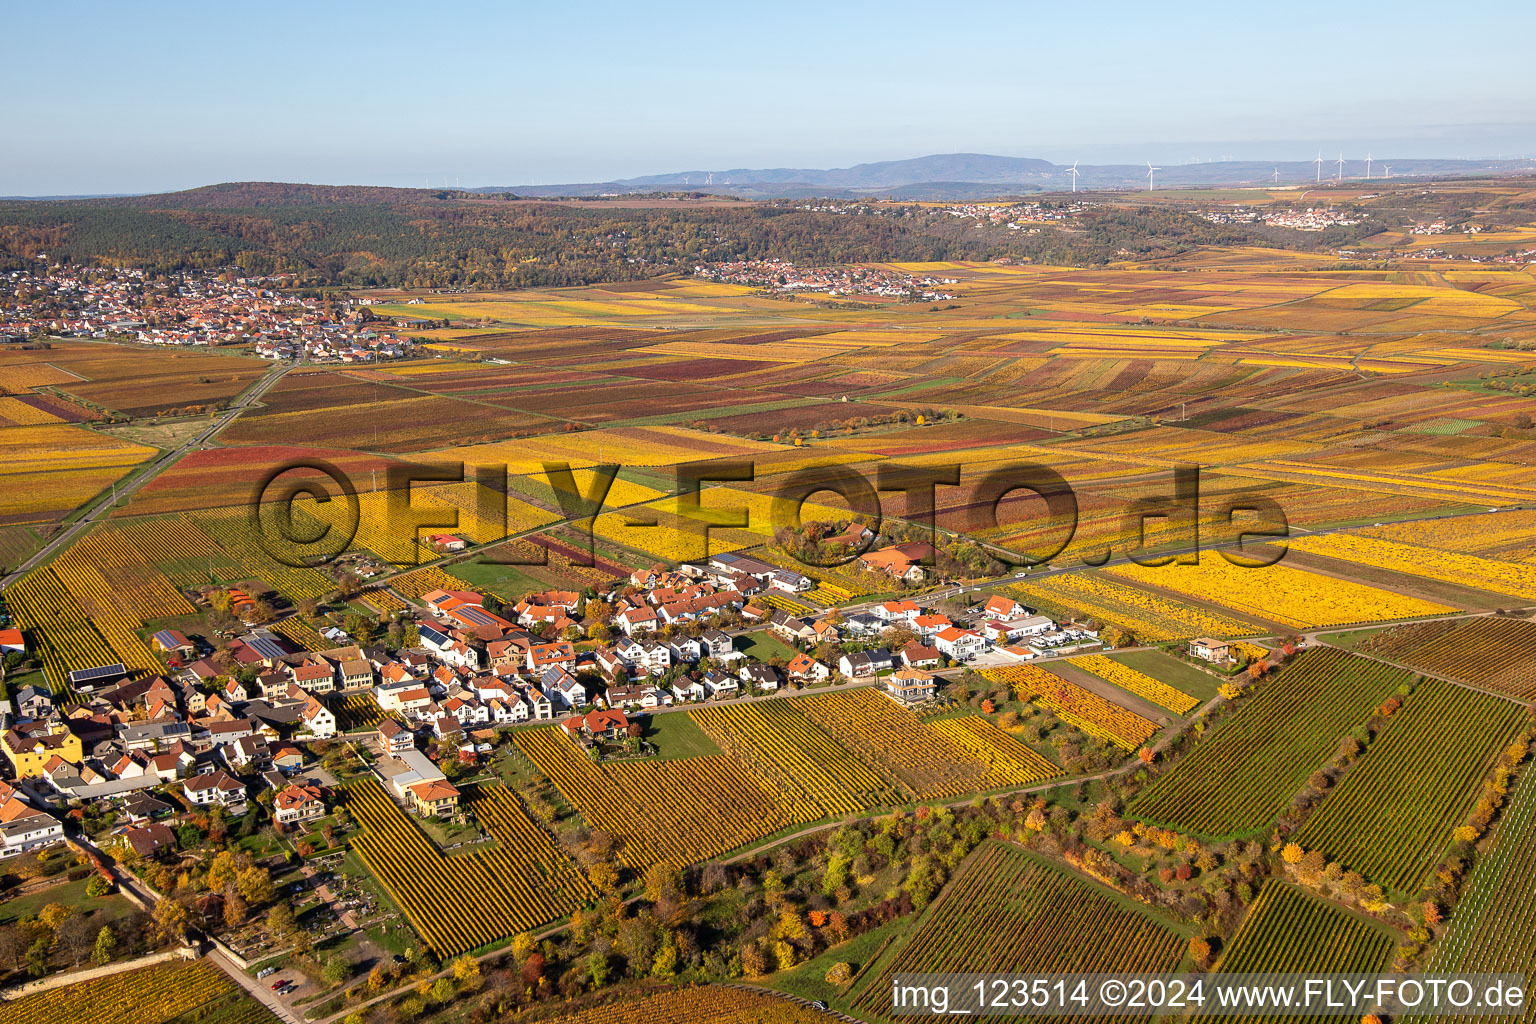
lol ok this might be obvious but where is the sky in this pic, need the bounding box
[6,0,1536,195]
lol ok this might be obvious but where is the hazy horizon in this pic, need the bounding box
[6,0,1536,195]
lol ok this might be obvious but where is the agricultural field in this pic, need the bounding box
[794,688,1062,798]
[1194,880,1395,1023]
[346,778,592,956]
[981,664,1159,750]
[849,841,1187,1023]
[1354,617,1536,699]
[1407,764,1536,1024]
[1127,649,1413,837]
[1069,653,1200,714]
[1107,557,1457,630]
[536,987,829,1024]
[1005,573,1262,642]
[0,959,255,1024]
[1292,677,1529,892]
[513,725,800,869]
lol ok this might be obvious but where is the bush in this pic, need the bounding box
[825,961,852,985]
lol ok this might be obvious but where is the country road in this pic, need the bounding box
[1,360,292,589]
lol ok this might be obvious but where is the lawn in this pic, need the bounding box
[448,557,557,602]
[1110,649,1223,703]
[737,629,798,664]
[641,710,723,760]
[767,918,904,1009]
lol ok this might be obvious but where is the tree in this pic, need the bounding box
[155,898,190,943]
[57,914,95,966]
[642,860,682,904]
[825,961,852,985]
[85,874,113,898]
[452,954,481,983]
[236,865,274,905]
[429,977,455,1002]
[91,925,117,966]
[267,902,296,939]
[25,936,49,977]
[588,861,620,896]
[223,887,248,927]
[1281,842,1304,865]
[651,941,677,979]
[1189,937,1212,966]
[38,903,71,931]
[585,952,610,989]
[323,958,351,985]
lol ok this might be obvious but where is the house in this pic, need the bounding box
[934,626,986,662]
[291,660,336,693]
[839,648,894,679]
[982,595,1028,620]
[702,671,739,698]
[121,822,176,859]
[1190,638,1231,663]
[273,783,326,825]
[121,791,173,823]
[223,678,249,703]
[221,735,272,773]
[810,618,841,644]
[859,543,933,582]
[875,599,921,623]
[0,628,24,656]
[700,629,738,662]
[667,637,702,664]
[769,611,817,643]
[184,770,247,813]
[829,521,874,548]
[425,534,468,552]
[912,613,952,637]
[671,677,707,702]
[271,745,305,773]
[786,652,831,683]
[540,667,587,711]
[885,667,937,704]
[300,698,337,739]
[604,685,650,710]
[739,664,781,692]
[151,629,196,659]
[14,685,53,721]
[408,779,460,817]
[527,642,576,673]
[2,723,83,778]
[578,708,630,740]
[901,640,942,669]
[616,607,658,635]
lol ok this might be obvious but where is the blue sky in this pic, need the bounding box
[5,0,1535,195]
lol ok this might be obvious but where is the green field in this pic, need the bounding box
[737,629,798,664]
[640,709,724,760]
[1127,648,1412,838]
[1407,764,1536,1024]
[1292,676,1527,892]
[1194,880,1394,1024]
[848,841,1186,1023]
[1110,648,1223,703]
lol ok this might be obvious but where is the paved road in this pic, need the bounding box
[207,945,304,1024]
[1,362,292,589]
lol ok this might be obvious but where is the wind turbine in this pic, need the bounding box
[1146,160,1160,191]
[1273,167,1280,184]
[706,172,713,186]
[1066,161,1081,192]
[1383,165,1392,178]
[1315,151,1324,182]
[1336,152,1344,181]
[1365,153,1373,179]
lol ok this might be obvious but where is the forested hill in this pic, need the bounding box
[0,185,1387,289]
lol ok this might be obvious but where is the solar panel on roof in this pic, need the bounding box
[246,636,286,659]
[419,625,450,645]
[456,606,495,626]
[152,630,180,647]
[69,663,127,684]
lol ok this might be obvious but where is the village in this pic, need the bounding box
[0,263,420,362]
[0,526,1163,871]
[692,259,957,300]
